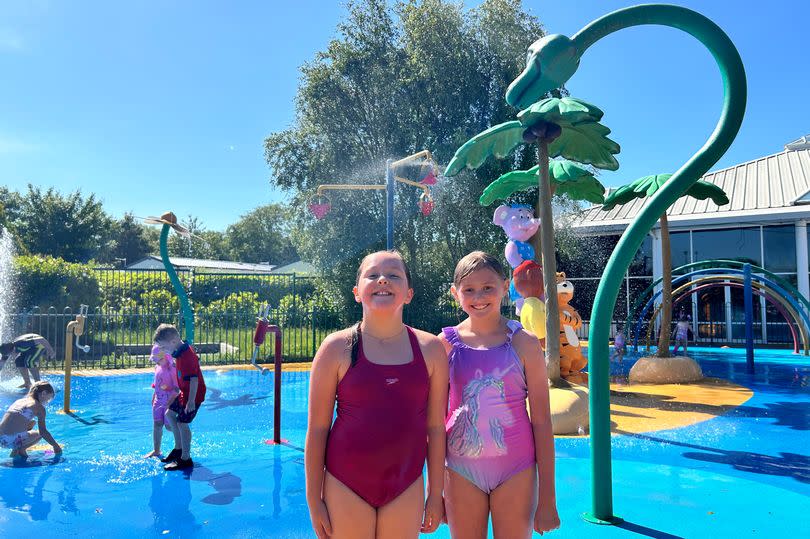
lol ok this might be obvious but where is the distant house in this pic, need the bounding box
[270,260,319,275]
[125,256,276,274]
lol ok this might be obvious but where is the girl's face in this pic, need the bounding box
[39,390,55,405]
[353,253,413,312]
[452,267,508,319]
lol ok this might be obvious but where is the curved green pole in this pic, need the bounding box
[627,260,810,342]
[574,5,747,523]
[159,225,195,344]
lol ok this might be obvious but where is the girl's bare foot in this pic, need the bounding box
[144,450,162,459]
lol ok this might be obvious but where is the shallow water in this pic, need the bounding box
[0,348,807,538]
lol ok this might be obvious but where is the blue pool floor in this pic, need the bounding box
[0,347,808,538]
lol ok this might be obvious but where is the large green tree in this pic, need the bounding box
[9,184,114,263]
[167,215,229,260]
[264,0,545,321]
[226,204,298,265]
[103,212,155,266]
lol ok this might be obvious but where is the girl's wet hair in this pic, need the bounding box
[355,249,412,287]
[28,380,55,401]
[453,251,507,285]
[350,250,412,367]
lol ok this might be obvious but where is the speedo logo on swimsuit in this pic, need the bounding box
[385,378,399,385]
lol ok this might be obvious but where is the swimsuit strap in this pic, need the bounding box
[505,319,522,343]
[442,326,464,347]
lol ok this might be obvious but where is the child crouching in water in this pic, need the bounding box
[144,344,179,459]
[0,381,61,458]
[441,251,559,537]
[153,324,206,471]
[305,250,448,538]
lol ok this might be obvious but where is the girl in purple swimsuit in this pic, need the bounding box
[441,251,559,538]
[144,345,179,459]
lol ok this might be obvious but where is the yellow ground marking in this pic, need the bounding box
[607,377,752,435]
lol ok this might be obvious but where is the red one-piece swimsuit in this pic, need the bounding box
[325,326,429,508]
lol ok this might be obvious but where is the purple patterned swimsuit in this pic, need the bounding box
[443,320,536,493]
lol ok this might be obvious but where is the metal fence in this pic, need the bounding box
[8,266,469,369]
[9,305,340,370]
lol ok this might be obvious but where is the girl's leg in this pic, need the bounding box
[30,364,41,383]
[323,471,376,539]
[445,468,489,539]
[376,476,424,539]
[165,410,181,451]
[490,466,537,539]
[11,431,42,457]
[19,368,32,390]
[153,421,163,452]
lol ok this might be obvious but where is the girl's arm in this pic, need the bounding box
[516,331,560,534]
[35,406,61,454]
[305,332,343,539]
[422,334,449,533]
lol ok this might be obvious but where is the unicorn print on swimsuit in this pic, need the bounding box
[447,365,516,458]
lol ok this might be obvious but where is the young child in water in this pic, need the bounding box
[144,344,179,459]
[0,381,61,458]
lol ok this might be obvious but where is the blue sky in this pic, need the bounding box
[1,1,808,230]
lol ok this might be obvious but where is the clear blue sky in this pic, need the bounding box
[1,1,807,230]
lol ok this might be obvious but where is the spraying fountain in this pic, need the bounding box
[0,227,18,384]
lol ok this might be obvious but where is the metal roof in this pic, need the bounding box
[575,146,810,232]
[127,255,276,273]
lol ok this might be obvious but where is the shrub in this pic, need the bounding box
[15,255,101,310]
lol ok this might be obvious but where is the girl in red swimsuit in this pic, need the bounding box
[305,250,449,539]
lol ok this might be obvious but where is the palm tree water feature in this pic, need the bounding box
[449,3,747,525]
[602,174,730,384]
[446,99,618,385]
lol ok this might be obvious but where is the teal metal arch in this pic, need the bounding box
[626,260,810,344]
[631,267,810,351]
[665,280,803,354]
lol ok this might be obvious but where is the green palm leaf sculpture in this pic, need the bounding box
[603,174,728,209]
[444,122,525,176]
[603,173,729,357]
[446,91,620,382]
[480,160,606,205]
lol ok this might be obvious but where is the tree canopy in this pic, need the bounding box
[264,0,547,317]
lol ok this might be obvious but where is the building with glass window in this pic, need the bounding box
[568,136,810,346]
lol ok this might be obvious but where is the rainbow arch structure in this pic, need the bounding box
[626,260,810,369]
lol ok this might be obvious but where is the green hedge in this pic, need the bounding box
[15,255,101,310]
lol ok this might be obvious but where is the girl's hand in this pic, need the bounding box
[308,499,333,538]
[421,493,444,533]
[52,444,62,455]
[534,506,560,535]
[185,401,196,414]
